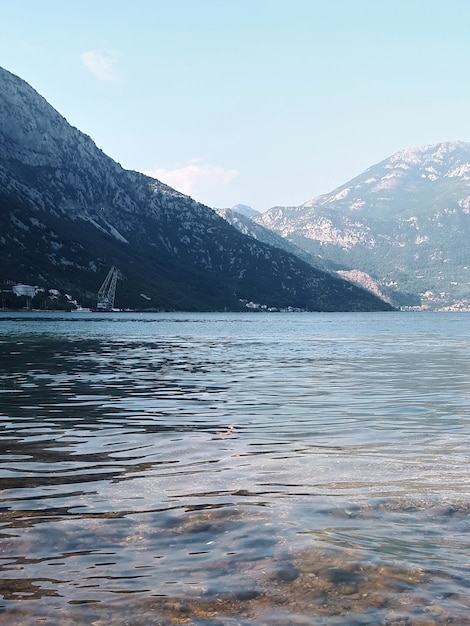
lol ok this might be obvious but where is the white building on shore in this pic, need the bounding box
[12,284,36,297]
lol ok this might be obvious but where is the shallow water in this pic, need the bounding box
[1,311,470,625]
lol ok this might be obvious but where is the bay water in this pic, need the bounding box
[1,311,470,625]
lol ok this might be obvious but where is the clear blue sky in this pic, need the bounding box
[1,0,470,211]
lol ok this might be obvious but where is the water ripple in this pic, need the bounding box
[1,312,470,623]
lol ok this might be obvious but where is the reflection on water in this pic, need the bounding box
[1,312,470,624]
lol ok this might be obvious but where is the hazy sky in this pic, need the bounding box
[1,0,470,211]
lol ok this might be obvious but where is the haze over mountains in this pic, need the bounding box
[250,142,470,310]
[0,66,392,312]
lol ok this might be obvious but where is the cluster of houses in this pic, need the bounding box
[241,299,304,312]
[2,282,80,310]
[12,283,60,298]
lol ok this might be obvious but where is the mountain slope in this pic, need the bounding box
[256,141,470,309]
[0,67,392,312]
[215,206,330,270]
[230,204,260,218]
[217,207,393,304]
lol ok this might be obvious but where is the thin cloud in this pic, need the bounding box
[144,160,239,200]
[81,48,119,81]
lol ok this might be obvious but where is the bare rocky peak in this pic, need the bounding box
[0,67,115,171]
[0,65,189,224]
[230,204,259,217]
[288,141,470,218]
[387,140,470,168]
[365,140,470,188]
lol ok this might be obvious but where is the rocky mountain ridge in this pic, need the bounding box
[255,141,470,309]
[214,206,329,270]
[230,204,260,218]
[216,207,393,305]
[0,66,392,312]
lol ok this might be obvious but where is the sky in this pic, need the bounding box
[1,0,470,212]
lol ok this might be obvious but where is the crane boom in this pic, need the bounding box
[97,267,119,310]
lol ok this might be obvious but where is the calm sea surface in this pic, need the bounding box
[1,311,470,625]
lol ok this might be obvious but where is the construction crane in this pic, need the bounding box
[97,266,119,311]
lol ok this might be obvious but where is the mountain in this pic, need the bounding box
[255,141,470,310]
[215,206,330,270]
[230,204,259,217]
[0,66,392,312]
[217,209,393,305]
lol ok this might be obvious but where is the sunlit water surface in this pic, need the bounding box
[1,311,470,625]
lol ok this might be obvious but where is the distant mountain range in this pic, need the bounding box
[0,66,391,312]
[215,206,338,274]
[230,204,260,218]
[216,206,390,303]
[251,142,470,310]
